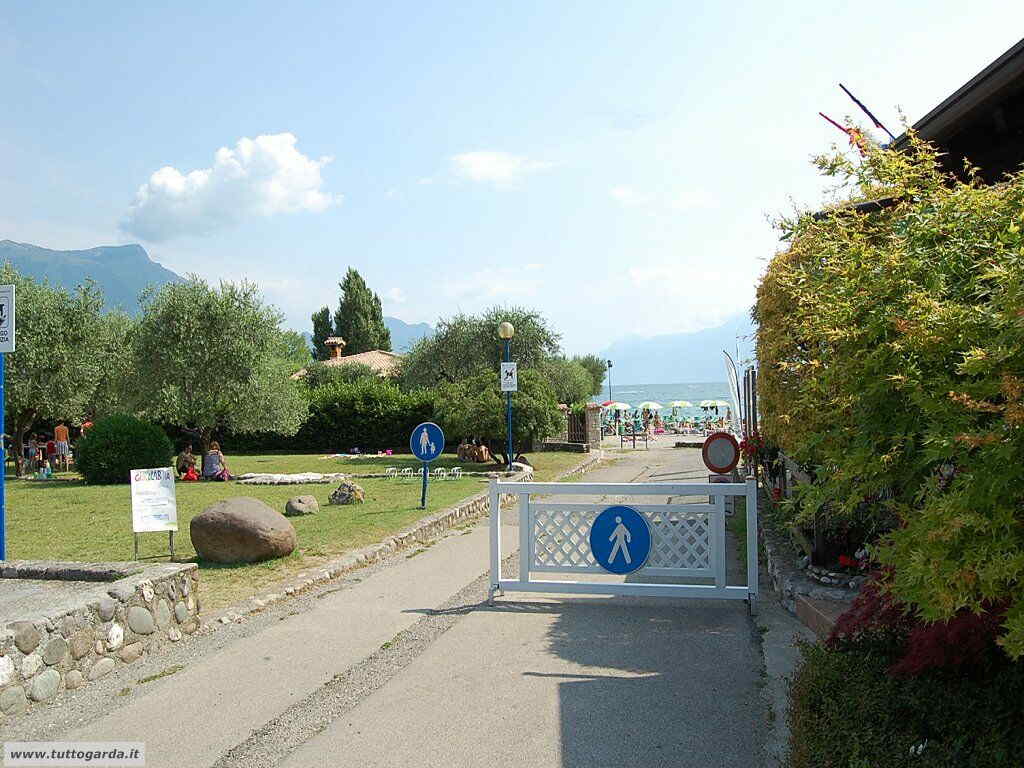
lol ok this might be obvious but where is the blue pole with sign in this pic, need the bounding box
[410,422,445,510]
[420,462,428,508]
[504,339,513,472]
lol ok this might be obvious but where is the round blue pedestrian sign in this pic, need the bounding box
[589,505,652,575]
[410,422,445,463]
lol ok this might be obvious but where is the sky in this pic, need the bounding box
[2,3,1023,354]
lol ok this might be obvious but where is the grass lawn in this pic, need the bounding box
[5,450,590,612]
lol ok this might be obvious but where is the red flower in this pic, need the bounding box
[838,555,857,568]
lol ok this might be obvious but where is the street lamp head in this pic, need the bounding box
[498,321,515,340]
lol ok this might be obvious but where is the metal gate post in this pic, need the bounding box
[745,475,759,612]
[489,478,501,602]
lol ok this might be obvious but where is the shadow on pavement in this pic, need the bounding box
[497,597,767,767]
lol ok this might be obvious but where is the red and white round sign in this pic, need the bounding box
[702,431,740,474]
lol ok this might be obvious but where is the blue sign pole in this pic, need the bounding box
[504,339,513,471]
[420,462,428,509]
[410,422,445,511]
[0,352,5,561]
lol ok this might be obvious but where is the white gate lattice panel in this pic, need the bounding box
[530,503,715,576]
[488,479,759,604]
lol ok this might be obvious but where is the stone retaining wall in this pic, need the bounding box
[0,563,200,722]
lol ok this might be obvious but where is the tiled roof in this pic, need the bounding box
[291,349,401,379]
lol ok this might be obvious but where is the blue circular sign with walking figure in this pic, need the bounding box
[410,422,445,463]
[589,505,652,575]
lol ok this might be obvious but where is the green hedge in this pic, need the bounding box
[215,379,434,453]
[787,640,1024,768]
[76,414,173,484]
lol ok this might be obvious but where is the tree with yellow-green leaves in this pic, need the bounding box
[756,132,1024,658]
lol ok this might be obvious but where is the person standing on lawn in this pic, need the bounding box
[54,421,70,471]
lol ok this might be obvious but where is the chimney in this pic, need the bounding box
[325,336,346,359]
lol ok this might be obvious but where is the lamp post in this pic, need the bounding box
[606,359,613,403]
[498,321,515,471]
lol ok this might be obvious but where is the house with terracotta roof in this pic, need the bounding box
[290,336,401,380]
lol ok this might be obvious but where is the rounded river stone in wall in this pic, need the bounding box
[12,622,41,654]
[88,657,115,681]
[42,636,68,666]
[70,629,94,660]
[30,669,60,702]
[127,607,156,635]
[0,686,27,715]
[190,497,297,564]
[154,600,172,629]
[97,598,117,622]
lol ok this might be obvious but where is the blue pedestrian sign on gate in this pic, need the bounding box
[410,422,445,463]
[589,505,652,575]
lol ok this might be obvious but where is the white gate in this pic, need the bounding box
[488,478,758,609]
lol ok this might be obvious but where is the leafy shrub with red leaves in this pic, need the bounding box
[828,576,1008,678]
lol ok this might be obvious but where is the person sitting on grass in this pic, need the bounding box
[176,444,197,478]
[202,441,232,481]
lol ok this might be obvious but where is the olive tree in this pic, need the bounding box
[542,357,598,405]
[0,265,106,474]
[399,306,561,390]
[131,277,305,453]
[434,369,561,466]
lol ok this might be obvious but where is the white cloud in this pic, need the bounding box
[451,151,553,183]
[121,132,338,241]
[383,287,407,304]
[609,184,712,212]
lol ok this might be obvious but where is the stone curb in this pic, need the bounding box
[213,452,606,624]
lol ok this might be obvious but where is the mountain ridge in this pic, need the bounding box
[0,239,185,314]
[598,313,756,384]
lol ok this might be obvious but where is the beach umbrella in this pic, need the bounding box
[669,400,693,408]
[609,402,631,411]
[637,401,663,410]
[600,400,616,407]
[699,399,731,408]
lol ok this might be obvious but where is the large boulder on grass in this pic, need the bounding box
[190,497,296,563]
[285,495,319,516]
[328,481,365,505]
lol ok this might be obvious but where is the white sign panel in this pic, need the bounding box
[500,362,518,392]
[130,467,178,532]
[0,284,16,353]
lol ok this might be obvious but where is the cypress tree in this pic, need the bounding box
[311,306,333,360]
[333,268,392,354]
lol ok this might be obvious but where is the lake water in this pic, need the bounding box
[591,381,736,417]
